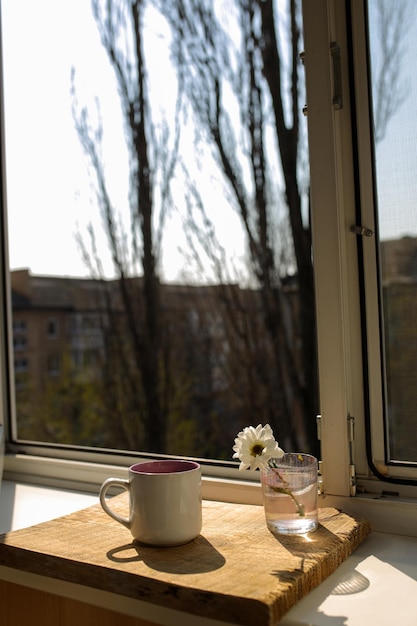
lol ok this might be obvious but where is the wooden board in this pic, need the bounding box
[0,496,370,625]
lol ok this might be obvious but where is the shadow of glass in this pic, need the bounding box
[330,569,370,595]
[107,534,226,574]
[270,522,343,559]
[269,523,370,597]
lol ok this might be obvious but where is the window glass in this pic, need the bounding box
[1,0,318,460]
[367,0,417,464]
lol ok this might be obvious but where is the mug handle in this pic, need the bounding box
[99,477,131,529]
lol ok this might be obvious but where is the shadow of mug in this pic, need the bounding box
[107,535,226,574]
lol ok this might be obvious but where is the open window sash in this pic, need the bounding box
[349,0,417,485]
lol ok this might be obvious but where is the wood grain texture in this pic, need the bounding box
[0,496,371,625]
[0,580,159,626]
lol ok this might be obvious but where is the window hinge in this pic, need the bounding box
[350,224,374,237]
[316,414,322,442]
[330,41,343,110]
[299,51,308,116]
[316,414,356,496]
[348,414,356,496]
[316,415,324,494]
[318,460,324,495]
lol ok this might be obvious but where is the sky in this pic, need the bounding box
[1,0,248,282]
[1,0,416,282]
[368,0,417,242]
[2,1,120,278]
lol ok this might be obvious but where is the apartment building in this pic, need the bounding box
[11,269,111,392]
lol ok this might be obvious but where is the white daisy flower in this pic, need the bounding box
[232,423,284,471]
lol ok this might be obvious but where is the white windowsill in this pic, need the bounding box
[4,452,417,536]
[1,479,417,625]
[0,480,98,533]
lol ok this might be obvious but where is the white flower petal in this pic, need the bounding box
[232,423,285,471]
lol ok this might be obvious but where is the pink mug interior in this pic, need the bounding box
[130,460,200,474]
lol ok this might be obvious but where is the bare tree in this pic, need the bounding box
[159,0,317,452]
[66,0,410,458]
[72,0,182,451]
[370,0,412,143]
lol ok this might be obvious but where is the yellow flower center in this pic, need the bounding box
[250,442,265,457]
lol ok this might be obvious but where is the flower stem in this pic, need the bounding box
[268,467,306,517]
[270,485,305,517]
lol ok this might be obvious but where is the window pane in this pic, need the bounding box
[1,0,318,460]
[368,0,417,463]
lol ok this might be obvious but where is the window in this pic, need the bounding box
[12,320,26,334]
[12,336,27,352]
[47,354,60,377]
[14,357,29,391]
[302,0,417,497]
[46,318,59,339]
[1,0,417,519]
[365,0,417,469]
[12,318,27,351]
[1,0,318,464]
[347,0,417,484]
[14,357,28,373]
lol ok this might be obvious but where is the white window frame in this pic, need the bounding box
[2,0,417,537]
[303,0,363,500]
[301,0,417,533]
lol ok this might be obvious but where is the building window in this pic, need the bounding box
[13,319,26,334]
[47,354,60,377]
[47,318,59,339]
[13,336,27,352]
[12,318,27,351]
[14,357,28,373]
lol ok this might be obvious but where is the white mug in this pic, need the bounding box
[99,459,202,546]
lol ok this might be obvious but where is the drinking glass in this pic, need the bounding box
[261,453,318,535]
